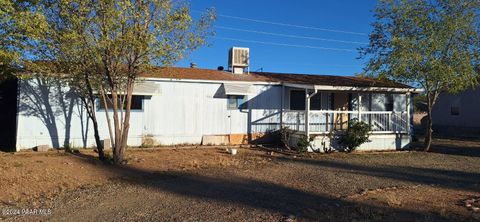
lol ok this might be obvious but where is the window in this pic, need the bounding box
[289,90,322,110]
[131,96,143,110]
[310,93,321,110]
[290,91,305,110]
[99,95,144,110]
[385,94,394,111]
[227,95,245,110]
[450,98,460,116]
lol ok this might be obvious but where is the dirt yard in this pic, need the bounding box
[1,139,479,222]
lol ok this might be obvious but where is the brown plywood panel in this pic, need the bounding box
[334,93,349,130]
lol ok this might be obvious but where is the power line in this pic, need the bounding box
[192,10,367,36]
[216,25,368,45]
[215,37,357,52]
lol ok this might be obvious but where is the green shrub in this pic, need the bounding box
[339,120,371,152]
[296,135,312,153]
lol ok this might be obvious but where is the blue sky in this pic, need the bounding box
[176,0,378,76]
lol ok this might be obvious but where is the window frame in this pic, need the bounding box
[227,95,245,110]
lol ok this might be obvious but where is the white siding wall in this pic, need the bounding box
[16,79,282,149]
[15,78,411,150]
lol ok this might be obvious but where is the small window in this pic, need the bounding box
[450,98,460,116]
[385,94,394,111]
[99,95,144,110]
[227,95,245,110]
[130,96,143,110]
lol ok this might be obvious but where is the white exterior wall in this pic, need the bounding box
[16,79,282,150]
[134,80,282,145]
[15,78,413,151]
[307,133,410,152]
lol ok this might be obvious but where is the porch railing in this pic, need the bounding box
[282,110,408,134]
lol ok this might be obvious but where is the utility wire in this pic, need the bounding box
[192,10,367,36]
[216,25,368,45]
[215,37,357,52]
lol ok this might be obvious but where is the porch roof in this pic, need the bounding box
[283,83,422,93]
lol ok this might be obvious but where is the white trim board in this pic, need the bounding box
[140,77,419,92]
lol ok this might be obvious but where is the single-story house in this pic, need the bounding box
[0,47,420,152]
[432,87,480,136]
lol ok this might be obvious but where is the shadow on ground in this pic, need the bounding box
[414,125,480,158]
[429,142,480,158]
[65,149,475,222]
[276,156,480,193]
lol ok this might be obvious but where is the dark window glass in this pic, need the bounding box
[310,93,321,110]
[131,96,143,110]
[289,91,321,110]
[385,94,394,111]
[451,106,460,116]
[450,98,460,116]
[290,91,305,110]
[99,95,143,110]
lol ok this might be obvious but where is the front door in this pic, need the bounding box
[333,93,349,130]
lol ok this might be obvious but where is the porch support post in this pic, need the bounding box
[280,84,284,128]
[406,92,411,134]
[358,93,362,122]
[305,88,319,137]
[305,88,310,137]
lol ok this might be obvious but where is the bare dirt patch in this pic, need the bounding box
[1,139,479,221]
[0,147,271,205]
[348,185,479,219]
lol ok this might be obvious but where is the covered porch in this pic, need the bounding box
[279,83,418,150]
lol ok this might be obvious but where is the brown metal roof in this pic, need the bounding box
[141,67,413,89]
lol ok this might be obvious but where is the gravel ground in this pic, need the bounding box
[1,139,479,221]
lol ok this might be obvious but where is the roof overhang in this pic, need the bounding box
[283,83,423,93]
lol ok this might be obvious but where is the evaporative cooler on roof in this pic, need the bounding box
[228,47,249,74]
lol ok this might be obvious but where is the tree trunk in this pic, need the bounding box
[83,74,106,160]
[91,113,105,160]
[112,82,133,165]
[81,96,105,160]
[111,90,123,164]
[62,95,75,152]
[99,88,115,149]
[423,92,438,152]
[423,107,433,151]
[119,80,133,163]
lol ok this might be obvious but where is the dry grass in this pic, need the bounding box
[0,138,479,221]
[385,193,403,207]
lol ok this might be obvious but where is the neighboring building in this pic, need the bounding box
[0,48,420,152]
[432,87,480,136]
